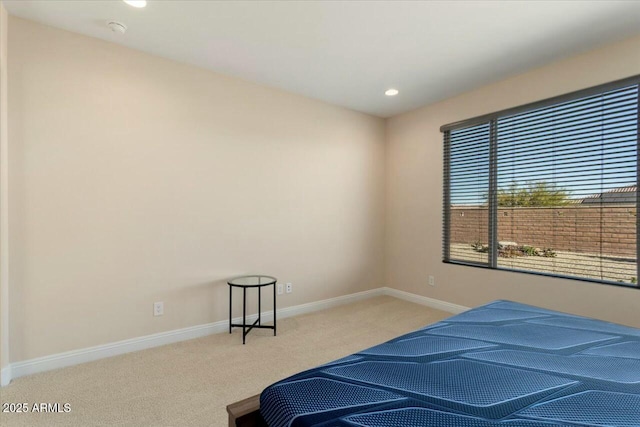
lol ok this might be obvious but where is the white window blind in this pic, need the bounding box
[443,77,638,287]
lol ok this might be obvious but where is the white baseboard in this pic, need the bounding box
[1,365,11,386]
[382,287,470,314]
[9,320,229,382]
[5,287,385,384]
[2,287,460,385]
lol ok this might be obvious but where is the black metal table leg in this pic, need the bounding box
[258,286,262,326]
[242,287,247,345]
[229,285,232,334]
[273,281,277,336]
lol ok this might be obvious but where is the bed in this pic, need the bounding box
[229,300,640,427]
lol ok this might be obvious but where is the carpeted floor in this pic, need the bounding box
[0,296,450,427]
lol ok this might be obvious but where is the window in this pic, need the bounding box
[442,76,639,287]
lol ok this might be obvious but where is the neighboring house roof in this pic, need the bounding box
[580,185,637,204]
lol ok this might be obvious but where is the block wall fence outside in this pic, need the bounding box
[450,204,636,257]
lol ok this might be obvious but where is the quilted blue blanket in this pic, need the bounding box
[260,300,640,426]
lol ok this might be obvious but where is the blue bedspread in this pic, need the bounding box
[259,300,640,426]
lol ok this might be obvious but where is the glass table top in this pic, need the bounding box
[227,275,277,287]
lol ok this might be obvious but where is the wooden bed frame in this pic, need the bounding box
[226,394,266,427]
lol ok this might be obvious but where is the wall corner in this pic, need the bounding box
[0,0,11,383]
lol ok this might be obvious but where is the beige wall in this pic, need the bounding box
[386,35,640,328]
[8,17,386,362]
[0,1,8,375]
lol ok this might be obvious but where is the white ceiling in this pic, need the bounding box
[5,1,640,118]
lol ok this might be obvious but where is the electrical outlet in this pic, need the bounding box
[277,283,284,295]
[286,283,292,293]
[428,275,435,286]
[153,301,164,316]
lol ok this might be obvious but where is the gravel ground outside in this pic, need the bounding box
[450,243,637,285]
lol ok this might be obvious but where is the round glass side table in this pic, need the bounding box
[227,275,277,344]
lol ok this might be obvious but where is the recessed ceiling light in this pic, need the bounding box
[385,89,399,96]
[123,0,147,8]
